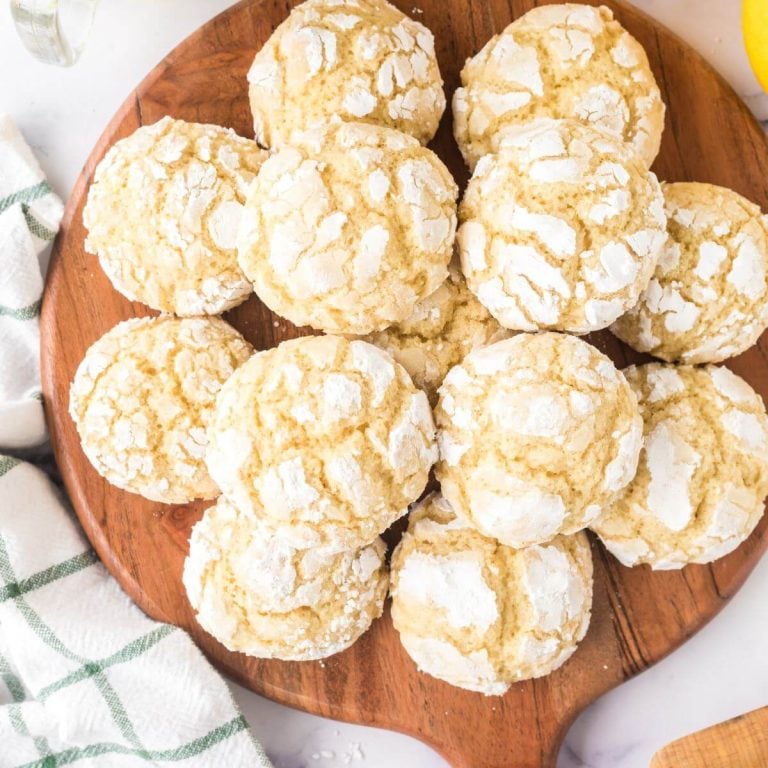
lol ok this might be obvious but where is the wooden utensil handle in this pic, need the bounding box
[651,706,768,768]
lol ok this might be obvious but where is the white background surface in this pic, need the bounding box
[2,2,767,766]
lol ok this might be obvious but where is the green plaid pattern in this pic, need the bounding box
[0,461,271,768]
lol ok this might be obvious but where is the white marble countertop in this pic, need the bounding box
[2,1,767,766]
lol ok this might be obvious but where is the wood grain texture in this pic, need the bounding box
[39,1,768,766]
[651,707,768,768]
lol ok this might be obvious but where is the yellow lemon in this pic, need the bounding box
[744,0,768,92]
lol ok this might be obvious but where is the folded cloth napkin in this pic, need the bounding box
[0,115,272,767]
[0,115,62,451]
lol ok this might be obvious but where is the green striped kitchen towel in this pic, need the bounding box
[0,114,272,767]
[0,114,62,450]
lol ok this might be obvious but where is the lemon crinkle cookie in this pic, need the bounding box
[69,316,252,503]
[184,496,388,660]
[453,3,664,170]
[457,119,667,334]
[592,363,768,569]
[206,335,437,551]
[359,264,510,404]
[247,0,445,147]
[611,182,768,363]
[238,119,457,335]
[390,493,593,694]
[435,332,642,548]
[83,117,267,316]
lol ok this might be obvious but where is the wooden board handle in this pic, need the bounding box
[651,706,768,768]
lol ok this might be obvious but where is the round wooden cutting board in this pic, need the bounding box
[40,1,768,766]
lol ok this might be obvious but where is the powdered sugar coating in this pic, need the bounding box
[592,363,768,569]
[457,119,666,334]
[390,493,593,694]
[453,3,664,170]
[435,332,642,547]
[238,119,457,334]
[206,335,437,551]
[248,0,445,147]
[83,117,266,315]
[183,496,388,660]
[357,264,511,403]
[69,316,252,503]
[612,182,768,363]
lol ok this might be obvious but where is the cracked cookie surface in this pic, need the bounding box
[390,493,593,694]
[611,182,768,363]
[357,264,510,404]
[83,117,267,315]
[435,332,642,548]
[592,363,768,569]
[248,0,445,147]
[69,315,252,503]
[453,3,664,170]
[184,496,388,660]
[206,335,437,551]
[457,119,666,334]
[238,119,457,334]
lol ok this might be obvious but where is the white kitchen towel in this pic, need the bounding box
[0,114,62,450]
[0,115,272,767]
